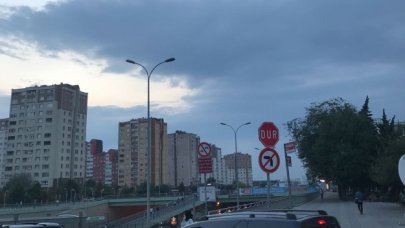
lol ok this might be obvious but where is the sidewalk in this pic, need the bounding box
[294,191,405,227]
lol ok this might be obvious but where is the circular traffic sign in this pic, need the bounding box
[198,142,211,157]
[258,122,279,147]
[258,147,280,173]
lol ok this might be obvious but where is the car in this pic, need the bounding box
[1,223,63,228]
[184,209,340,228]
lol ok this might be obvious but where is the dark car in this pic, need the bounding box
[184,210,340,228]
[1,223,63,228]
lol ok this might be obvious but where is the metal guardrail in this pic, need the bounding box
[107,196,203,228]
[206,192,319,216]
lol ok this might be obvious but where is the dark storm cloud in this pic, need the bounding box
[1,0,404,86]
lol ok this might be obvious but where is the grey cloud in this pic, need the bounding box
[1,0,404,85]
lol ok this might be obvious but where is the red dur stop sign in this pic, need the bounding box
[258,122,279,147]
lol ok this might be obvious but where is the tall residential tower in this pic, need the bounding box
[118,118,168,188]
[3,84,87,187]
[167,131,200,187]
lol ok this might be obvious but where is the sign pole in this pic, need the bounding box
[204,173,207,215]
[267,172,271,207]
[284,150,292,207]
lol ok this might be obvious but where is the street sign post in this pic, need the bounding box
[286,156,292,167]
[258,147,280,207]
[283,142,296,207]
[258,147,280,173]
[258,122,279,147]
[198,158,212,173]
[198,142,212,215]
[284,141,297,154]
[198,142,212,157]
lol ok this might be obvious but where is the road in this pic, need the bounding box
[294,191,405,227]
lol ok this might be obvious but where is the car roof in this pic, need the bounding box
[204,209,329,220]
[1,223,62,228]
[186,210,340,228]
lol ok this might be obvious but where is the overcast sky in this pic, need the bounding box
[0,0,404,181]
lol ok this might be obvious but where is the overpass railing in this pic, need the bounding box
[107,195,202,228]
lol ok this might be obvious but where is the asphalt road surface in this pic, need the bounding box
[294,191,405,227]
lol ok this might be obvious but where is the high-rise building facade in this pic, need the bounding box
[85,140,118,186]
[223,152,253,186]
[118,118,168,188]
[85,139,104,184]
[0,119,8,187]
[3,84,87,187]
[105,149,118,186]
[168,131,200,187]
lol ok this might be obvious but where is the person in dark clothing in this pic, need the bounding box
[320,188,324,200]
[355,190,364,214]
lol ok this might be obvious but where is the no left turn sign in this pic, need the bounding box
[198,142,211,157]
[258,147,280,173]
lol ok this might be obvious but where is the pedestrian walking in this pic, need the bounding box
[320,188,324,200]
[355,190,364,214]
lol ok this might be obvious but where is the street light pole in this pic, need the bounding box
[3,190,7,208]
[220,122,251,209]
[126,57,175,227]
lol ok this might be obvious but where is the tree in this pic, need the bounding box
[27,182,42,203]
[3,173,33,203]
[287,98,379,199]
[136,181,147,195]
[371,111,405,200]
[178,182,185,193]
[206,177,216,185]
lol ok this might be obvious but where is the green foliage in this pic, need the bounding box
[371,110,405,192]
[27,182,42,202]
[120,186,135,194]
[3,173,33,203]
[178,182,185,192]
[154,184,171,194]
[206,177,216,185]
[136,181,147,194]
[287,98,379,189]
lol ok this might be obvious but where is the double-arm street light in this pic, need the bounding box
[220,122,251,209]
[126,57,175,227]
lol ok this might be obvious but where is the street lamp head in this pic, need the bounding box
[165,57,176,62]
[220,122,227,126]
[245,122,252,125]
[126,59,136,64]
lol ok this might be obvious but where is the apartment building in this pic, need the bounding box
[118,118,168,188]
[167,130,200,187]
[3,84,87,187]
[85,140,118,186]
[223,152,253,186]
[0,119,8,187]
[85,139,104,184]
[105,149,118,186]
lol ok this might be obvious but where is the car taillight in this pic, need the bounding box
[317,219,327,225]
